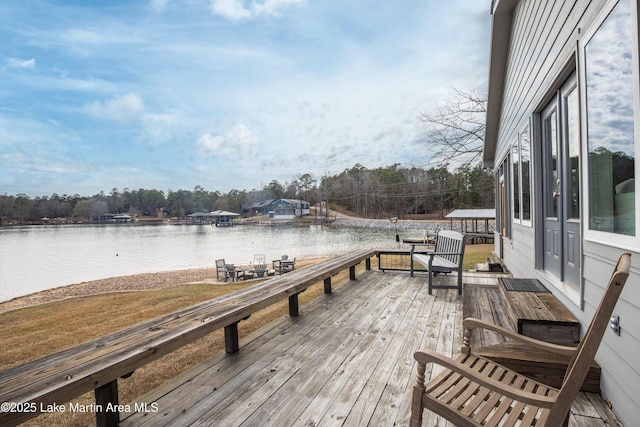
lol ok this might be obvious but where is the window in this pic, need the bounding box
[512,140,520,221]
[544,110,559,219]
[565,87,580,220]
[498,156,511,239]
[512,126,532,226]
[520,126,532,222]
[583,0,637,237]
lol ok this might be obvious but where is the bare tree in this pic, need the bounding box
[418,88,487,164]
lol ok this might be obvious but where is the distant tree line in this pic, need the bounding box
[321,162,493,219]
[0,162,493,224]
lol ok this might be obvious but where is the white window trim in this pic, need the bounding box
[579,0,640,251]
[520,123,533,227]
[511,125,533,228]
[498,151,512,240]
[512,138,521,225]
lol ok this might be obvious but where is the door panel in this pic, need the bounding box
[541,73,581,291]
[500,179,505,257]
[543,102,562,277]
[561,78,581,290]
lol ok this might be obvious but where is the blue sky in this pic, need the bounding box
[1,0,490,197]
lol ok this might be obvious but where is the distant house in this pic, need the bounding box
[241,200,274,217]
[269,199,310,220]
[483,0,639,424]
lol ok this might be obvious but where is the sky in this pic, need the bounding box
[0,0,490,197]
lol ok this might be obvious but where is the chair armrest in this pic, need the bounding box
[414,349,556,407]
[462,317,576,356]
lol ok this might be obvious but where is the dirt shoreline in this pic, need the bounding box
[0,258,325,314]
[0,268,219,314]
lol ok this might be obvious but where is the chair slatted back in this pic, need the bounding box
[434,230,466,267]
[549,253,631,425]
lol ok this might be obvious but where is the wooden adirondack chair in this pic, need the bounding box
[410,252,631,427]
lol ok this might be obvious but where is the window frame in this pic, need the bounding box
[512,138,520,223]
[498,152,512,240]
[579,0,640,250]
[520,124,532,226]
[511,124,533,228]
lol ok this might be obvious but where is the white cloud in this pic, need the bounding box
[210,0,303,20]
[84,93,144,122]
[6,57,36,70]
[227,123,258,147]
[149,0,169,13]
[210,0,252,20]
[142,113,176,125]
[197,123,257,157]
[197,133,227,154]
[252,0,305,16]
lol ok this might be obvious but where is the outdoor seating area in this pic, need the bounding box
[115,268,620,426]
[273,255,296,274]
[0,249,625,426]
[215,254,297,282]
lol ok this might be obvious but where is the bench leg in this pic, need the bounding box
[224,322,240,354]
[349,265,356,280]
[366,258,371,270]
[95,380,119,427]
[324,277,332,294]
[289,293,299,317]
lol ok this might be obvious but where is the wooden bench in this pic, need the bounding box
[409,230,466,295]
[0,249,376,427]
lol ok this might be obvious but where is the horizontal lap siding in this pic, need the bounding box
[496,0,610,163]
[495,0,640,424]
[503,224,536,278]
[581,242,640,423]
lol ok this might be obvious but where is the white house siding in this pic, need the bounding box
[581,243,640,422]
[489,0,640,423]
[502,225,536,278]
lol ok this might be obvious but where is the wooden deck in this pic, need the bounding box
[120,270,622,427]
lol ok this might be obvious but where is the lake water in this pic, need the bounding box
[0,223,399,302]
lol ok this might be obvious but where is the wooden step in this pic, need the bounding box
[498,278,580,345]
[475,258,504,273]
[486,257,504,272]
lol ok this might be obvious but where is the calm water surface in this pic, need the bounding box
[0,224,397,302]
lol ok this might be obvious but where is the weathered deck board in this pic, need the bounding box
[121,271,621,427]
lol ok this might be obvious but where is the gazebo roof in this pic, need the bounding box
[209,210,240,217]
[446,209,496,219]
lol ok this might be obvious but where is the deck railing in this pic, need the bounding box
[0,250,376,427]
